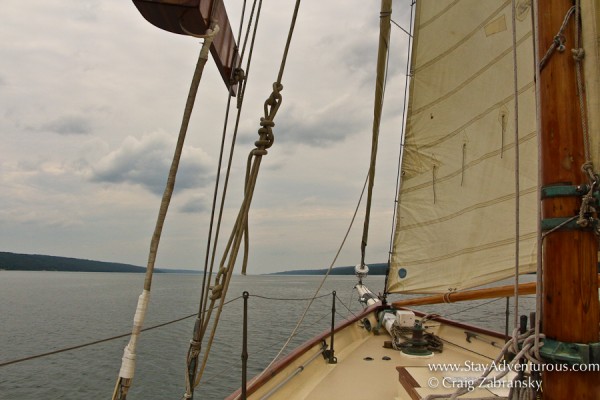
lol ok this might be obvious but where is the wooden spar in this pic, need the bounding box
[539,1,600,398]
[390,274,600,307]
[392,282,536,308]
[132,0,240,95]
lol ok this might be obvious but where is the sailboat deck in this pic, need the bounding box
[307,325,509,399]
[242,310,514,400]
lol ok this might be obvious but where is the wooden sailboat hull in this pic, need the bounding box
[228,305,513,400]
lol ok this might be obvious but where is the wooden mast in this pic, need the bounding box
[539,1,600,398]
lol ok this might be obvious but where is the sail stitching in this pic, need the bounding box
[402,130,535,192]
[418,0,461,30]
[414,1,510,71]
[411,31,532,117]
[399,232,537,266]
[398,186,537,232]
[406,81,534,155]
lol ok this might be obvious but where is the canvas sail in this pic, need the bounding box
[387,0,539,294]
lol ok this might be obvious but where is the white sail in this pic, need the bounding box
[388,0,538,294]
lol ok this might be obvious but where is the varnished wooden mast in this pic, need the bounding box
[539,1,600,398]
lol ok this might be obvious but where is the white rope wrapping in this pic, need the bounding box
[118,290,150,379]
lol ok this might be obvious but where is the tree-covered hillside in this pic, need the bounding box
[0,251,148,273]
[271,262,388,275]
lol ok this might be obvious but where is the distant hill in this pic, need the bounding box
[271,262,388,276]
[0,251,200,273]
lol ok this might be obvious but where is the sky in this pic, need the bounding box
[1,0,412,274]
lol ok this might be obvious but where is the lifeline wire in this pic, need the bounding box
[1,296,243,368]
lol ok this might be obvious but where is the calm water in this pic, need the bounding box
[0,272,534,399]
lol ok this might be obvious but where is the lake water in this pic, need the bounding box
[0,271,534,399]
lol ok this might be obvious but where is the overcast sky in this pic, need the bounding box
[1,0,412,274]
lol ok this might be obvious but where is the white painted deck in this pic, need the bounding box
[239,310,514,400]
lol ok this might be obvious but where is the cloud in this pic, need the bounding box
[41,115,92,135]
[179,194,210,214]
[73,2,100,22]
[282,101,368,146]
[89,132,214,195]
[237,88,370,149]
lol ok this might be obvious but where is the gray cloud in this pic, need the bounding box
[1,0,411,273]
[253,96,369,149]
[74,2,100,22]
[89,133,214,195]
[179,195,209,214]
[42,115,92,135]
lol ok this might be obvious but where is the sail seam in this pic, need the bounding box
[407,81,535,153]
[398,186,537,232]
[418,0,461,30]
[398,232,537,266]
[411,31,532,116]
[402,129,536,191]
[414,1,511,71]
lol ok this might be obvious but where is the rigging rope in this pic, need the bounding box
[196,0,251,347]
[249,293,331,301]
[185,0,267,397]
[510,0,521,341]
[573,0,591,164]
[193,2,260,390]
[184,1,304,397]
[532,0,544,364]
[112,25,220,400]
[360,0,392,268]
[196,0,263,349]
[538,6,575,70]
[231,168,371,400]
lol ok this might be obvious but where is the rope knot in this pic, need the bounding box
[231,68,245,85]
[572,48,585,61]
[271,82,283,96]
[264,82,283,115]
[254,117,275,150]
[210,284,223,300]
[554,35,566,52]
[259,118,275,128]
[581,162,597,182]
[251,148,268,156]
[189,339,201,351]
[215,267,226,282]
